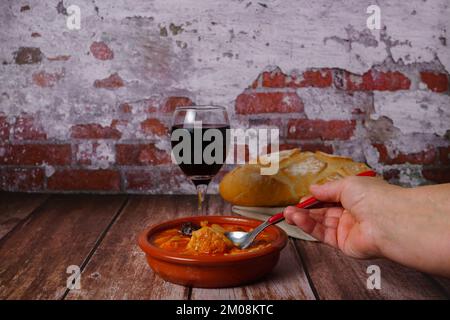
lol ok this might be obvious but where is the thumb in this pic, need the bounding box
[309,179,346,203]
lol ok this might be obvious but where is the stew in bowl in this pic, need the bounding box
[138,215,288,288]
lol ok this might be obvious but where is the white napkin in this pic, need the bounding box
[232,205,316,241]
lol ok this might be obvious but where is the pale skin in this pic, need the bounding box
[283,177,450,278]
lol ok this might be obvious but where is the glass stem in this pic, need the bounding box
[196,184,208,214]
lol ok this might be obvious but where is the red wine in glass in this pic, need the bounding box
[171,124,230,186]
[171,106,230,213]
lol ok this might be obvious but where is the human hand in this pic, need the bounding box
[284,176,398,259]
[284,177,450,277]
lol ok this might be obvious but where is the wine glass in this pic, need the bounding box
[171,106,230,213]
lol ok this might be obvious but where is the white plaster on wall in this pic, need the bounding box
[299,88,372,120]
[372,91,450,136]
[0,0,449,120]
[76,141,115,169]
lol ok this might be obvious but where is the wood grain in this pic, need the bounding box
[0,192,48,241]
[295,240,448,300]
[2,193,448,300]
[65,195,200,300]
[430,276,450,297]
[190,196,316,300]
[0,194,126,299]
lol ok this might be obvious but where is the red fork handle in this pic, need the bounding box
[267,170,376,224]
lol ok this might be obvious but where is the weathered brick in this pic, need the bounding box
[345,70,411,91]
[74,141,114,166]
[116,144,171,165]
[47,169,120,191]
[351,107,365,115]
[287,69,333,88]
[75,142,96,165]
[70,123,122,139]
[248,118,287,137]
[422,168,450,183]
[119,103,132,114]
[248,118,284,127]
[0,116,10,141]
[93,73,124,89]
[374,144,436,165]
[261,70,286,87]
[0,167,44,191]
[14,47,42,65]
[279,142,333,153]
[140,118,168,136]
[236,92,303,114]
[13,115,47,140]
[110,119,128,130]
[147,105,158,113]
[439,146,450,165]
[32,70,63,88]
[125,167,187,193]
[287,119,355,140]
[162,96,194,113]
[420,72,449,93]
[90,41,114,60]
[259,69,333,88]
[140,98,160,113]
[0,144,71,165]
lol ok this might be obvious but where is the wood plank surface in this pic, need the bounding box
[0,194,127,299]
[431,276,450,297]
[1,193,449,300]
[0,192,48,241]
[295,240,448,300]
[190,196,316,300]
[65,195,199,300]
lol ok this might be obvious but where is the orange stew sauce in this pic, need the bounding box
[152,221,273,256]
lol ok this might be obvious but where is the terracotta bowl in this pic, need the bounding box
[138,215,288,288]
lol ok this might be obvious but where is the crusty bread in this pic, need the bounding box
[219,148,371,207]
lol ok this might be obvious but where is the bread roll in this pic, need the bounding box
[219,148,371,207]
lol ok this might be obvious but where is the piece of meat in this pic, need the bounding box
[187,226,233,254]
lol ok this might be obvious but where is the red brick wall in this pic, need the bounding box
[1,64,449,193]
[1,2,450,193]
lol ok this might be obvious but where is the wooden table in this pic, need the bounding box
[0,192,449,300]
